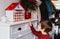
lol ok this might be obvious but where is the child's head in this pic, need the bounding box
[39,20,52,33]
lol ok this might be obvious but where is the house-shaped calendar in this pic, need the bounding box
[5,2,25,22]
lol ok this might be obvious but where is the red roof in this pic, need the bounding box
[5,2,19,10]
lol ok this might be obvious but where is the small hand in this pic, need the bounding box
[28,19,32,26]
[28,19,31,22]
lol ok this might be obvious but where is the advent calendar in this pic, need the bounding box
[5,2,25,22]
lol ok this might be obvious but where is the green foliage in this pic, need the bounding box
[20,0,37,11]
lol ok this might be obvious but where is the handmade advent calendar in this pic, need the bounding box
[5,2,25,22]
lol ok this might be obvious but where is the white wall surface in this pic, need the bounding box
[52,0,60,4]
[0,0,19,18]
[52,0,60,9]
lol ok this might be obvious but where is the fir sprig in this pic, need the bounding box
[20,0,37,11]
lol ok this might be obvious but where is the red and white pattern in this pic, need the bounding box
[5,2,25,22]
[14,11,25,22]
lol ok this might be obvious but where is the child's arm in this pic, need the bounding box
[28,19,39,36]
[28,19,32,27]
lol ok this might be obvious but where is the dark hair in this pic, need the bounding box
[41,20,52,33]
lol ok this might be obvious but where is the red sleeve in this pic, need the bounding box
[48,34,52,39]
[30,25,39,36]
[46,34,51,39]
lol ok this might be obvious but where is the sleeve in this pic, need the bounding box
[48,34,52,39]
[30,25,39,36]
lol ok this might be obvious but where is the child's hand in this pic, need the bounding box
[28,19,31,22]
[28,19,32,26]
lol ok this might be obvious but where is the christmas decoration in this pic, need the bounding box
[20,0,37,11]
[20,0,37,19]
[5,2,25,22]
[25,11,31,19]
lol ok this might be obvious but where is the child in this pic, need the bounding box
[28,19,52,39]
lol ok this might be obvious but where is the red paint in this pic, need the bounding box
[5,2,19,10]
